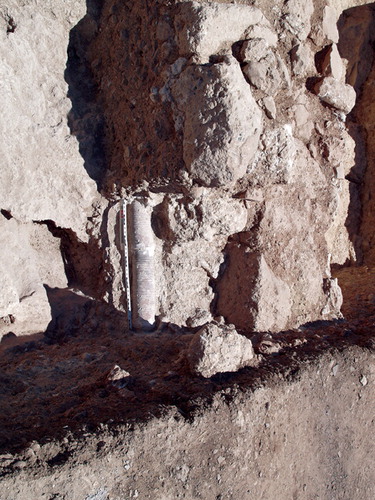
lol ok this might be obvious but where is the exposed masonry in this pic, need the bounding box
[1,0,375,339]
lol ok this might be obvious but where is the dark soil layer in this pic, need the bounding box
[0,266,373,457]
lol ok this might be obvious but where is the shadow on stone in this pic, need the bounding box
[64,0,106,188]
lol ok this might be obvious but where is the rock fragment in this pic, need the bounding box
[290,44,314,77]
[107,365,131,388]
[262,96,276,120]
[187,323,254,378]
[175,2,270,63]
[282,0,314,41]
[314,77,356,114]
[322,6,339,44]
[321,44,346,81]
[239,38,270,63]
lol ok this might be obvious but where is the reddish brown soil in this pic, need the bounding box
[0,265,374,458]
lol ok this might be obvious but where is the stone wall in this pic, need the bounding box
[1,0,374,337]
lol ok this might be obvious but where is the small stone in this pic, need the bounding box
[239,38,270,63]
[290,43,314,77]
[187,323,254,378]
[332,364,339,376]
[314,77,356,115]
[107,365,131,388]
[321,44,345,81]
[322,6,339,44]
[13,460,27,469]
[263,96,276,119]
[335,165,345,180]
[243,55,281,94]
[186,309,212,328]
[258,340,282,355]
[360,375,368,386]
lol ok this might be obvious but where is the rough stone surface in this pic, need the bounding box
[290,43,315,77]
[171,57,262,187]
[323,5,339,43]
[314,76,356,114]
[2,0,375,497]
[187,323,255,378]
[0,217,68,336]
[0,0,100,240]
[175,2,270,63]
[1,0,368,338]
[281,0,314,41]
[321,43,346,80]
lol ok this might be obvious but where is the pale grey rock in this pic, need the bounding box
[291,44,315,77]
[263,96,277,120]
[282,0,314,41]
[158,240,223,327]
[258,339,282,355]
[246,25,278,47]
[292,94,314,140]
[239,38,270,63]
[172,57,262,187]
[321,44,346,81]
[0,217,67,337]
[107,365,131,385]
[321,278,343,317]
[216,252,292,333]
[243,54,281,94]
[85,489,109,500]
[186,309,213,328]
[0,1,99,241]
[360,375,368,386]
[276,55,291,89]
[175,2,270,63]
[335,165,345,180]
[187,323,254,378]
[322,5,339,44]
[314,77,356,114]
[158,191,248,243]
[253,256,292,332]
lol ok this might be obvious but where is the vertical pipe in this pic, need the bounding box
[120,200,132,330]
[127,198,156,331]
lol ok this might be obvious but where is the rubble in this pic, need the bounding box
[187,323,255,378]
[314,76,356,114]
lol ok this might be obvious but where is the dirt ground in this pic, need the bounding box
[0,265,374,499]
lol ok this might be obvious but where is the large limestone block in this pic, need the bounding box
[216,250,291,332]
[0,1,99,240]
[156,191,248,243]
[187,323,254,378]
[0,217,67,337]
[175,2,270,63]
[159,240,222,326]
[172,57,262,187]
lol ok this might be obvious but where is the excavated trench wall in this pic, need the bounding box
[0,0,374,338]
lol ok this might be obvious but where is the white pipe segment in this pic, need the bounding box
[127,198,156,331]
[120,199,132,330]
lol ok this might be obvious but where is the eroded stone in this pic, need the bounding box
[172,57,262,187]
[314,77,356,114]
[187,323,254,378]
